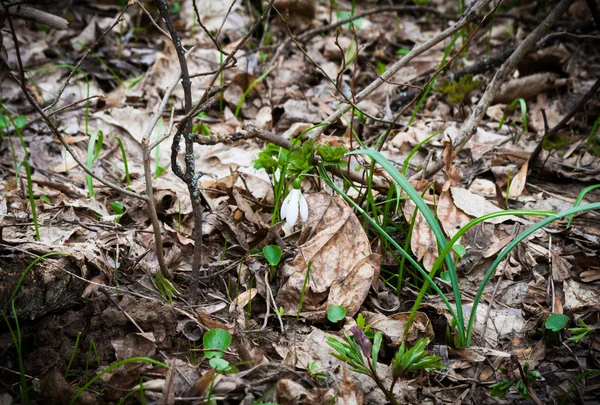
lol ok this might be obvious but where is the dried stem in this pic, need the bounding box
[154,0,275,303]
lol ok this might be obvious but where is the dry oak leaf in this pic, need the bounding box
[276,193,381,320]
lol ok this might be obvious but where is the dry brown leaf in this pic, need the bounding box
[403,199,438,271]
[508,161,528,198]
[362,311,434,346]
[451,187,520,224]
[337,367,364,405]
[564,279,600,312]
[551,251,572,282]
[438,190,472,238]
[276,193,380,320]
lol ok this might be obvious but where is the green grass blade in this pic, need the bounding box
[346,149,465,341]
[467,202,600,345]
[567,184,600,227]
[318,163,460,323]
[406,209,554,336]
[16,161,40,240]
[235,66,273,117]
[114,137,131,185]
[86,130,104,198]
[70,357,170,405]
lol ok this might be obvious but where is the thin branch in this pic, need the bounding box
[0,2,68,30]
[47,94,104,117]
[415,0,575,180]
[306,0,494,141]
[43,5,130,111]
[9,72,146,201]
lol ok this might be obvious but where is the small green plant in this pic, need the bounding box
[204,328,233,371]
[86,130,104,198]
[375,61,387,75]
[16,160,40,240]
[568,318,594,343]
[254,128,341,225]
[391,337,444,379]
[433,74,480,105]
[154,272,179,304]
[542,132,570,152]
[327,327,442,405]
[490,363,541,400]
[498,98,528,142]
[327,305,346,323]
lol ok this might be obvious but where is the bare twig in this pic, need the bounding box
[140,70,185,279]
[44,5,130,111]
[529,76,600,165]
[415,0,575,180]
[155,0,276,303]
[0,2,68,30]
[47,94,104,117]
[306,0,493,141]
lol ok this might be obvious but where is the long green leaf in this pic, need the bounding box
[346,149,465,340]
[467,202,600,345]
[318,164,460,323]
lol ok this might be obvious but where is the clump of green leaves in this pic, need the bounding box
[254,142,289,175]
[542,132,570,151]
[327,327,443,404]
[391,337,444,378]
[568,318,594,343]
[434,74,480,105]
[585,116,600,156]
[154,273,179,304]
[316,144,348,168]
[490,363,542,400]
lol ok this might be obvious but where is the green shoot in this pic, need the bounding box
[65,332,82,377]
[113,136,131,185]
[296,261,312,321]
[86,130,104,198]
[498,98,528,142]
[16,160,40,240]
[70,357,170,404]
[234,66,273,117]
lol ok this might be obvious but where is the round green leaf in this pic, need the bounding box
[262,245,282,267]
[203,328,232,359]
[452,243,467,258]
[14,115,27,129]
[327,305,346,323]
[545,314,569,332]
[209,358,229,371]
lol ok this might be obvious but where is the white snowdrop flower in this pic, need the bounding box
[280,178,308,228]
[273,168,281,183]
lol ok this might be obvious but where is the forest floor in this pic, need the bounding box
[1,0,600,404]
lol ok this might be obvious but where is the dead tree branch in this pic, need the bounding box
[306,0,493,141]
[414,0,575,180]
[154,0,275,303]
